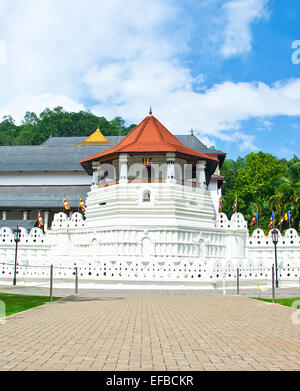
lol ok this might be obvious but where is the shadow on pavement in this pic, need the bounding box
[58,295,127,302]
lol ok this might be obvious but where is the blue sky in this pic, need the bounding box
[0,0,299,160]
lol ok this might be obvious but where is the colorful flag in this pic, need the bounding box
[250,211,258,226]
[218,199,222,213]
[143,157,152,165]
[268,211,275,229]
[279,210,291,225]
[79,198,86,212]
[63,198,70,211]
[38,213,44,228]
[232,196,237,213]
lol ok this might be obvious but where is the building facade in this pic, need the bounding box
[0,112,298,286]
[0,125,225,231]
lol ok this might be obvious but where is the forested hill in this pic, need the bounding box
[0,107,136,146]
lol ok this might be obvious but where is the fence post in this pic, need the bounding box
[271,264,275,304]
[50,264,53,303]
[237,268,240,296]
[75,266,78,295]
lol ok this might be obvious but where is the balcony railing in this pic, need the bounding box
[97,178,200,188]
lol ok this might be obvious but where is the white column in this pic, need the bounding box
[166,153,176,183]
[92,161,100,186]
[2,211,7,220]
[119,153,128,184]
[44,211,49,231]
[23,211,28,220]
[197,160,207,189]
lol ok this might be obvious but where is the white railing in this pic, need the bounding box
[1,260,300,283]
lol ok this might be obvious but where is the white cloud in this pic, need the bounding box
[220,0,269,58]
[0,0,300,156]
[0,94,85,123]
[88,75,300,142]
[0,0,180,119]
[232,132,258,152]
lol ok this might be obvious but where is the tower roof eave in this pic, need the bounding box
[80,115,219,175]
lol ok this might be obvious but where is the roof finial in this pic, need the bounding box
[149,106,152,116]
[191,129,193,136]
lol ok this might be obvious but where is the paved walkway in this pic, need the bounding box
[1,284,300,298]
[0,294,300,371]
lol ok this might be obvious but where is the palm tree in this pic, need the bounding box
[271,159,300,231]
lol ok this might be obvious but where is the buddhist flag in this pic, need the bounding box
[38,213,44,228]
[79,198,86,212]
[63,198,70,211]
[250,211,258,226]
[268,211,275,229]
[143,157,152,165]
[232,196,237,213]
[218,199,222,213]
[279,211,291,225]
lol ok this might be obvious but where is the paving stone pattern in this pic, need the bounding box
[0,294,300,371]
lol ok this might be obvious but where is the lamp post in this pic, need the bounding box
[271,228,279,288]
[13,226,21,286]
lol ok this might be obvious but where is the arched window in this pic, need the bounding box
[143,190,151,202]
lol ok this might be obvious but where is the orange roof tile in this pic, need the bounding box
[81,115,219,169]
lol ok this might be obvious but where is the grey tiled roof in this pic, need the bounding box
[0,134,225,172]
[176,135,224,155]
[0,220,38,231]
[0,186,90,208]
[0,145,113,171]
[42,136,124,146]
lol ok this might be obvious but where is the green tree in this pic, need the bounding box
[0,107,136,146]
[222,152,286,233]
[271,157,300,231]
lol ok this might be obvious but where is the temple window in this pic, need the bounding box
[143,190,151,202]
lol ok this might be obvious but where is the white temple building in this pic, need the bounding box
[0,121,225,230]
[0,112,299,287]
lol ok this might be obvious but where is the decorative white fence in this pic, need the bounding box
[1,260,300,285]
[0,218,299,286]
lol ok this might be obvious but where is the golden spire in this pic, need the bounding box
[76,127,113,145]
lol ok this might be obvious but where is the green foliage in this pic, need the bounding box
[0,107,136,146]
[221,152,299,234]
[0,293,61,316]
[252,297,300,307]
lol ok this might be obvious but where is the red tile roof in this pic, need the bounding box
[80,115,219,167]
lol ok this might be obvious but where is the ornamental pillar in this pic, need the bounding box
[44,211,49,231]
[166,153,176,183]
[119,153,128,183]
[2,211,7,220]
[92,161,100,186]
[197,160,207,189]
[23,210,28,221]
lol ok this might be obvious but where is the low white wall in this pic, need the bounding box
[0,212,299,285]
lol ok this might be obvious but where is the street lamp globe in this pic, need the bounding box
[271,228,278,245]
[13,227,21,243]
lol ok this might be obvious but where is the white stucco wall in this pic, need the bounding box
[0,171,91,186]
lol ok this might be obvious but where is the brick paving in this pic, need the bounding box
[0,294,300,371]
